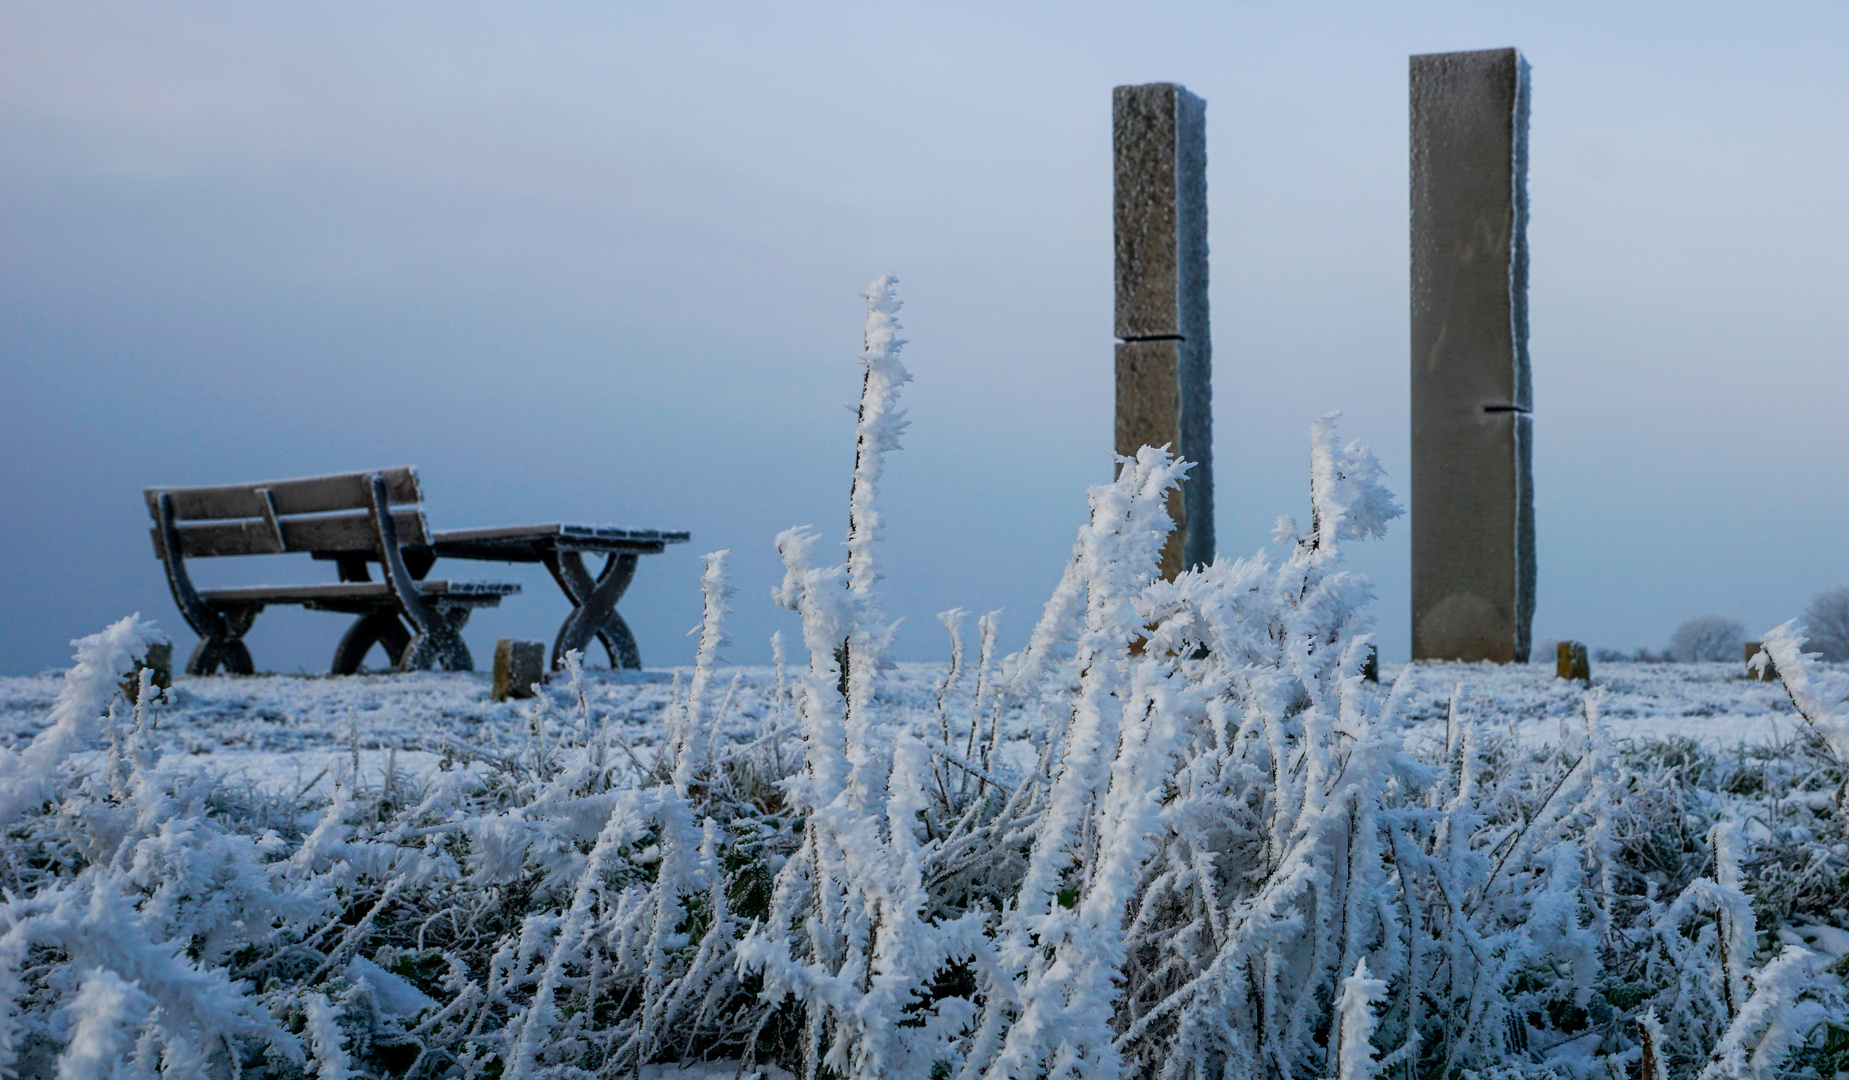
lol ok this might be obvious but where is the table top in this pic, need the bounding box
[426,523,692,563]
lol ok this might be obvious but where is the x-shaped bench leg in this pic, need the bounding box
[366,473,477,673]
[185,603,261,676]
[157,491,260,676]
[544,550,640,670]
[397,605,475,672]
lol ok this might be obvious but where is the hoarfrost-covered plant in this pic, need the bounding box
[1334,960,1387,1080]
[0,620,315,1080]
[740,393,1426,1078]
[741,275,989,1080]
[1758,620,1849,761]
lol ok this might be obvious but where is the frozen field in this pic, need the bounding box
[0,662,953,799]
[0,657,1804,801]
[3,404,1839,1078]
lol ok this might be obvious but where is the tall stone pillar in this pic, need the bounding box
[1410,48,1534,662]
[1114,82,1213,579]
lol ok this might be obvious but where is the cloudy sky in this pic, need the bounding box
[3,2,1847,674]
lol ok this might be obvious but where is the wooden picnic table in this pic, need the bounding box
[426,524,690,670]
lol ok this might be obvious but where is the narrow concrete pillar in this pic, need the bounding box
[1114,82,1213,578]
[1410,48,1534,662]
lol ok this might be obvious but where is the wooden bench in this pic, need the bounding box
[146,468,519,676]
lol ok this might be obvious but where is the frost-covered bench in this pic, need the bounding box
[146,468,519,676]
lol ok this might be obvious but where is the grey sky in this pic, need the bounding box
[4,2,1847,674]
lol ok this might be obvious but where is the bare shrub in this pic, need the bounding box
[1804,585,1849,661]
[1668,613,1747,662]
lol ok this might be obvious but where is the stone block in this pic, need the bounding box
[1745,642,1777,682]
[1410,48,1535,663]
[123,640,173,703]
[1555,640,1589,682]
[1114,82,1213,576]
[494,639,546,701]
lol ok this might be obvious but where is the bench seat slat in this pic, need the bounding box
[150,509,430,559]
[145,468,422,521]
[199,580,520,604]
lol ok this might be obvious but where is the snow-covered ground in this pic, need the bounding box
[1392,659,1800,745]
[0,662,971,799]
[0,659,1800,802]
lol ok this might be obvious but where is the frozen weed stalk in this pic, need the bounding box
[8,281,1849,1080]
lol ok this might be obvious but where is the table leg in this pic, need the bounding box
[544,550,640,670]
[401,604,476,672]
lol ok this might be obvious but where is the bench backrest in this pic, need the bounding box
[146,467,428,559]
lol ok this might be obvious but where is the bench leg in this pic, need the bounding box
[332,609,412,675]
[362,471,476,674]
[397,605,475,673]
[185,604,261,676]
[546,551,640,670]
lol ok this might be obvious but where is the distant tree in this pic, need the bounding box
[1668,614,1746,663]
[1803,585,1849,661]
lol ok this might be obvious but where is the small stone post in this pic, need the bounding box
[1745,642,1777,682]
[123,640,173,703]
[1555,640,1590,682]
[1115,82,1213,578]
[1410,48,1535,662]
[494,639,546,701]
